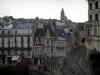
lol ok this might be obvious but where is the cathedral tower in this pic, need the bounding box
[61,8,65,22]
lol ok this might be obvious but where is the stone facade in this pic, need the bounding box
[86,0,100,51]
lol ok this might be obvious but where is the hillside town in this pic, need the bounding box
[0,0,100,75]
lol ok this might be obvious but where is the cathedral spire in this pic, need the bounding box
[61,8,65,22]
[62,8,64,11]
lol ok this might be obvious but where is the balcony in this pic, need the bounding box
[0,34,12,37]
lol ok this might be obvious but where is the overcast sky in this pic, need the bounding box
[0,0,88,22]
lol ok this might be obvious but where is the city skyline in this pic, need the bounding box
[0,0,88,22]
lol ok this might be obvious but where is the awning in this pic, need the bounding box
[12,56,19,61]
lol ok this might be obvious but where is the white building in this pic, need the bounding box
[0,23,33,64]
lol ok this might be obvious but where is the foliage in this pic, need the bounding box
[0,64,9,69]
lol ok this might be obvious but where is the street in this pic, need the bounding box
[66,44,87,75]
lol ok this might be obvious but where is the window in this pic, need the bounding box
[94,27,97,36]
[15,30,17,34]
[57,48,64,52]
[8,38,10,44]
[87,29,90,36]
[2,31,4,34]
[95,1,98,9]
[51,40,53,44]
[27,37,30,41]
[15,51,17,55]
[21,37,23,42]
[95,13,98,21]
[8,31,10,34]
[15,37,17,41]
[27,51,30,56]
[59,42,61,44]
[47,47,49,53]
[89,3,92,10]
[28,30,30,33]
[89,14,92,21]
[51,47,54,53]
[8,51,11,56]
[47,40,49,44]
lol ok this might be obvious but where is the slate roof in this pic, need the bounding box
[55,27,71,40]
[34,25,73,41]
[13,23,33,29]
[0,24,13,30]
[0,23,33,30]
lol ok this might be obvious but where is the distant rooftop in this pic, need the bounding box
[13,23,33,29]
[0,24,13,30]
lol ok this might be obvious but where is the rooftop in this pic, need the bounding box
[13,23,33,29]
[0,24,13,30]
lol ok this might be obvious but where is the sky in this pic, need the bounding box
[0,0,88,22]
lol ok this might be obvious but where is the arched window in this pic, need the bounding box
[95,1,98,9]
[89,14,92,21]
[89,3,92,10]
[95,13,98,21]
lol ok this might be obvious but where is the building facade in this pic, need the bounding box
[0,8,76,64]
[86,0,100,51]
[32,19,75,65]
[77,23,86,42]
[0,23,33,64]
